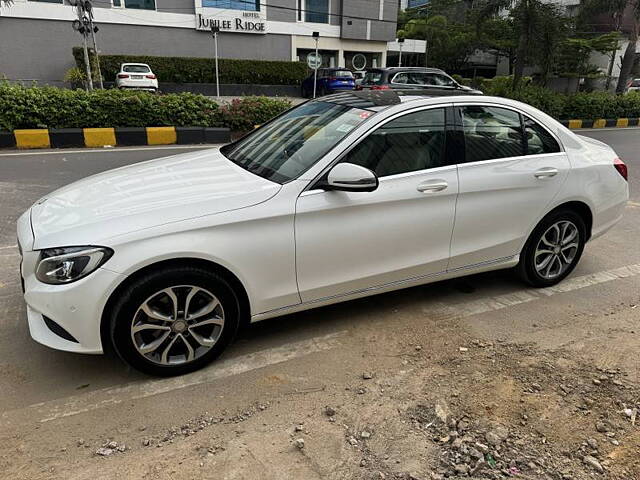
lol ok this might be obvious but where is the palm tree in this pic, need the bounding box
[582,0,639,94]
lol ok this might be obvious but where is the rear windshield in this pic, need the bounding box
[123,65,151,73]
[363,71,383,85]
[333,70,354,78]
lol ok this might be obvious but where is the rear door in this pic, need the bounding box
[448,104,570,270]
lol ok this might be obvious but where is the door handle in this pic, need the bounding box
[417,180,448,193]
[534,167,559,179]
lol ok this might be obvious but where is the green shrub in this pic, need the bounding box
[0,83,294,131]
[73,48,309,86]
[0,83,222,130]
[216,96,292,132]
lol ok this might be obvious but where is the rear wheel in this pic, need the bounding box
[517,210,586,287]
[109,266,240,376]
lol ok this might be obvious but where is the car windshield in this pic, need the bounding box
[631,79,640,87]
[123,65,151,73]
[363,71,383,85]
[220,101,373,184]
[334,70,354,78]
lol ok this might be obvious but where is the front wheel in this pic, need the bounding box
[517,210,586,287]
[109,266,240,376]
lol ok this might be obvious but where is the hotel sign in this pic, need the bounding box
[195,3,267,34]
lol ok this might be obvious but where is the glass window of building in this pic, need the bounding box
[203,0,260,11]
[304,0,329,24]
[112,0,156,9]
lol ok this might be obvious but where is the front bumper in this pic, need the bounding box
[17,210,125,355]
[22,262,125,354]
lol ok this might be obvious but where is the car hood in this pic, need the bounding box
[30,148,280,249]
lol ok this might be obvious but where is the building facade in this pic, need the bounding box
[0,0,398,85]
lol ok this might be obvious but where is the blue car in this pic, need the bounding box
[301,68,355,98]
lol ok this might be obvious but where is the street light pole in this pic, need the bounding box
[70,0,93,91]
[86,1,104,89]
[312,31,319,99]
[211,24,220,98]
[398,38,405,68]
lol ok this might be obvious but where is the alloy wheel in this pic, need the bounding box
[534,220,580,280]
[130,285,225,366]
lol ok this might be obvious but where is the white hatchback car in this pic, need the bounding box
[116,63,158,92]
[17,92,628,376]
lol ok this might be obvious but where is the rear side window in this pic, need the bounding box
[342,108,446,177]
[461,106,524,162]
[524,116,561,154]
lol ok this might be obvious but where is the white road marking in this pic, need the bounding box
[427,263,640,319]
[0,145,218,157]
[1,331,345,424]
[0,245,17,250]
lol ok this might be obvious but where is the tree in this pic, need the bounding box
[399,14,476,71]
[473,0,568,89]
[581,0,640,93]
[475,16,518,74]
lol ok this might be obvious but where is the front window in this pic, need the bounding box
[202,0,260,11]
[221,101,373,183]
[342,108,447,177]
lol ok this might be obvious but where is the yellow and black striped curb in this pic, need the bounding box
[560,118,640,129]
[0,127,230,150]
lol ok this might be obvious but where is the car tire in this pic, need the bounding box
[517,209,586,288]
[109,265,241,376]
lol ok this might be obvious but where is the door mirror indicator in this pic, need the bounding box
[324,163,379,192]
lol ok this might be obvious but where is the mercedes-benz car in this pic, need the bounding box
[17,91,628,376]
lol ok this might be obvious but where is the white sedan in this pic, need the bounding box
[17,92,629,376]
[115,63,158,92]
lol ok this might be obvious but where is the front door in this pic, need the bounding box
[295,107,459,302]
[449,104,571,269]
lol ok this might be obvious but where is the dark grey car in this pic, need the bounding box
[358,67,482,95]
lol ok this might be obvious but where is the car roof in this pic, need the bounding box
[318,90,469,110]
[121,63,151,67]
[369,67,446,73]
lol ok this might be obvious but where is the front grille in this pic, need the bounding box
[43,316,79,343]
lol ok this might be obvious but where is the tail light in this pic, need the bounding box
[371,85,391,90]
[117,74,129,79]
[355,85,363,90]
[145,74,157,79]
[614,157,628,181]
[330,77,337,81]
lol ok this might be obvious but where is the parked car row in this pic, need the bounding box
[301,67,482,98]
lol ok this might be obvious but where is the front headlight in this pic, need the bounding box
[35,247,113,285]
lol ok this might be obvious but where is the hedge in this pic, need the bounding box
[0,82,291,131]
[73,48,309,86]
[480,77,640,120]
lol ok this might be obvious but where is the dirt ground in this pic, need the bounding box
[2,273,639,480]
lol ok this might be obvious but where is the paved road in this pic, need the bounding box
[0,131,639,478]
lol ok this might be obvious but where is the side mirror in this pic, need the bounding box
[324,163,378,192]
